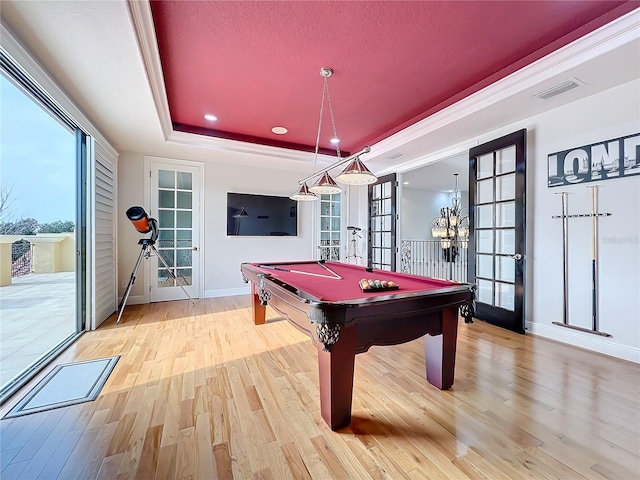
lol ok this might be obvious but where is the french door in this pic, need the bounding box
[469,130,526,333]
[368,174,397,271]
[147,159,202,302]
[318,193,342,262]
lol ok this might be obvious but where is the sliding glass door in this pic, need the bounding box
[0,63,85,400]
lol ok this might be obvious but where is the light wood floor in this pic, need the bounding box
[1,295,639,479]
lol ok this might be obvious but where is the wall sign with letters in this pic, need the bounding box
[547,133,640,187]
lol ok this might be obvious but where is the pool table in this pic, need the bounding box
[240,260,475,430]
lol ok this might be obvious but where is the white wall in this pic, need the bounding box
[383,79,640,362]
[527,80,639,362]
[117,151,316,302]
[401,188,469,240]
[402,188,448,240]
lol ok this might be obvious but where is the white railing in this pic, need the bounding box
[318,240,340,262]
[400,239,468,282]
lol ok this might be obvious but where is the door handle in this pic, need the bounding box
[511,253,522,260]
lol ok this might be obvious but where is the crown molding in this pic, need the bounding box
[128,0,173,141]
[369,7,640,162]
[376,141,478,178]
[167,130,317,162]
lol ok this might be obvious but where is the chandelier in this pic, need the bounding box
[290,67,376,201]
[431,173,469,249]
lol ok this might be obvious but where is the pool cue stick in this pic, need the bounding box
[551,190,612,337]
[258,264,342,280]
[317,261,343,279]
[588,185,599,332]
[559,192,569,325]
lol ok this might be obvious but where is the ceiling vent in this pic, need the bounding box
[386,152,405,160]
[534,78,584,100]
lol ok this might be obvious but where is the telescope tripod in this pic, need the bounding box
[117,238,194,324]
[346,229,363,265]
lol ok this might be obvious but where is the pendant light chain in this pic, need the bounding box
[313,76,328,169]
[325,78,342,159]
[307,69,344,195]
[453,173,461,209]
[290,67,377,201]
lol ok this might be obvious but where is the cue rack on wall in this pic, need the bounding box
[551,185,612,337]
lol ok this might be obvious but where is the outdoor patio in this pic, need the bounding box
[0,272,76,389]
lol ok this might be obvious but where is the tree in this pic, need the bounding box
[0,217,39,235]
[0,185,74,234]
[0,185,14,218]
[39,220,75,233]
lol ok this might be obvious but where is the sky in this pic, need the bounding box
[0,74,76,224]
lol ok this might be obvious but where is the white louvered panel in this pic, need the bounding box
[93,141,117,328]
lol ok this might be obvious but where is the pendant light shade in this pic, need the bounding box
[289,182,318,201]
[336,157,377,185]
[309,172,342,194]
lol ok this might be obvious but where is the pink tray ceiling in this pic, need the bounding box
[151,1,637,155]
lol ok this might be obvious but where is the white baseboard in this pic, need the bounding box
[118,289,250,306]
[117,295,147,306]
[526,321,640,364]
[204,286,251,298]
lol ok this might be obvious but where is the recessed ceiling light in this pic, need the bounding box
[272,126,288,135]
[403,181,409,185]
[204,114,217,121]
[330,137,340,145]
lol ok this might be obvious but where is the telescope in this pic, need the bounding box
[126,206,158,237]
[347,226,361,231]
[117,206,193,324]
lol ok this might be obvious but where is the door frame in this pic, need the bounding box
[468,129,527,333]
[144,156,205,302]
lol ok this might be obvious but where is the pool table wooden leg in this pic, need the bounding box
[251,283,266,325]
[316,325,357,430]
[424,307,459,390]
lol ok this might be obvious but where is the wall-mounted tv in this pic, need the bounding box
[227,192,298,236]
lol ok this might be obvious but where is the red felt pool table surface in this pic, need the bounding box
[248,260,461,302]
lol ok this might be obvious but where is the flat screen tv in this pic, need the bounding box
[227,192,298,236]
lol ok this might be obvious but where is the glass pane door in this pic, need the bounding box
[368,174,397,271]
[469,130,526,333]
[318,193,342,261]
[150,163,201,302]
[475,148,517,310]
